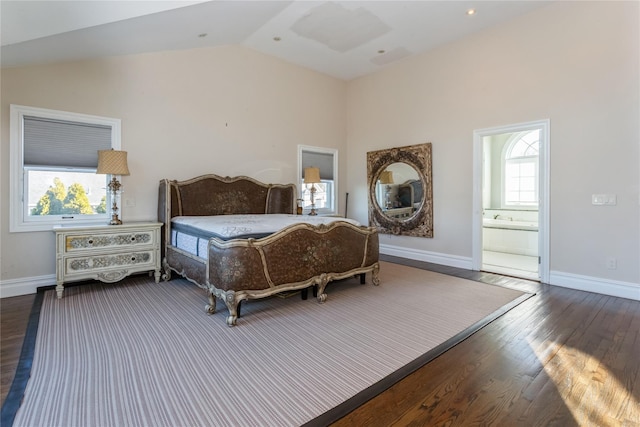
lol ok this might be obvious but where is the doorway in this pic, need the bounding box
[472,120,549,283]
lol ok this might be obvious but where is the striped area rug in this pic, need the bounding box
[11,262,527,427]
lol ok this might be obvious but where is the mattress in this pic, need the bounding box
[171,214,361,259]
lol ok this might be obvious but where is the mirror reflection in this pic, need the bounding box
[375,163,422,219]
[367,143,433,238]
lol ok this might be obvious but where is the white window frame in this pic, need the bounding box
[501,130,539,209]
[10,105,121,232]
[297,145,338,216]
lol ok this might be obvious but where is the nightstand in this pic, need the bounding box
[53,222,162,298]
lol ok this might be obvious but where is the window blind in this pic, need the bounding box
[301,151,334,180]
[23,116,112,168]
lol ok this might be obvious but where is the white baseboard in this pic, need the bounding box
[380,243,473,270]
[549,271,640,301]
[380,243,640,301]
[0,274,55,298]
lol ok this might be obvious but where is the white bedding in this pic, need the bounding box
[171,214,361,259]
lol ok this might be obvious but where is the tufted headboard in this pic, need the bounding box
[158,174,296,256]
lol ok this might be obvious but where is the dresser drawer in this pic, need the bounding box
[63,250,158,281]
[64,230,156,253]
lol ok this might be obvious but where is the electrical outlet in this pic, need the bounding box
[606,257,617,270]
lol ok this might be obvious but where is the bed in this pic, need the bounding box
[397,179,423,213]
[158,174,380,326]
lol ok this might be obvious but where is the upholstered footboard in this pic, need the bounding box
[205,221,380,326]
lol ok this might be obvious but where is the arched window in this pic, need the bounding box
[504,130,539,207]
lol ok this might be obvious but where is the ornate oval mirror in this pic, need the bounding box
[374,162,421,218]
[367,143,433,237]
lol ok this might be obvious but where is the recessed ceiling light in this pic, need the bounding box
[466,9,476,16]
[273,36,282,42]
[198,33,207,38]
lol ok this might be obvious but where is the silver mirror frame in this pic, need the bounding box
[367,143,433,237]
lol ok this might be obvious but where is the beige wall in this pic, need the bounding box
[346,1,639,286]
[1,45,347,281]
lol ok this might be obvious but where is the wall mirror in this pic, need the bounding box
[367,143,433,237]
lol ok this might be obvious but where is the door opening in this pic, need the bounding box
[472,120,549,283]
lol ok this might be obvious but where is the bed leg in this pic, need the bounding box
[161,259,172,281]
[360,273,366,284]
[223,292,240,327]
[205,293,216,314]
[301,288,308,300]
[371,263,380,286]
[226,314,237,327]
[316,274,329,303]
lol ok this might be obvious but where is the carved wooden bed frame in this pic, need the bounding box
[158,174,380,326]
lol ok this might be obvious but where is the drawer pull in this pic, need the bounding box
[88,239,94,244]
[130,236,136,242]
[131,256,136,261]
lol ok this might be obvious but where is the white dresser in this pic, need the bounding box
[53,222,162,298]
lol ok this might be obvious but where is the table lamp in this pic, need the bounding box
[379,170,394,209]
[304,167,321,216]
[97,149,130,225]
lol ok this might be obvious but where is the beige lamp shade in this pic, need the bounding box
[304,167,321,184]
[379,170,393,184]
[97,150,130,175]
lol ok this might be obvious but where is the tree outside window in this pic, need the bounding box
[31,177,106,216]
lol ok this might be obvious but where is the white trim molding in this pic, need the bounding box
[380,245,639,301]
[380,244,472,270]
[472,119,550,284]
[550,271,640,301]
[0,274,56,298]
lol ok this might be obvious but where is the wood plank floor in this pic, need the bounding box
[1,294,35,405]
[2,258,639,426]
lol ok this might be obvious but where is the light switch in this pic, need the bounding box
[592,194,616,205]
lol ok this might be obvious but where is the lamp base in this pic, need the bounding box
[308,185,318,216]
[109,214,123,225]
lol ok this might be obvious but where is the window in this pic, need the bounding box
[10,105,121,232]
[503,130,539,207]
[298,145,338,215]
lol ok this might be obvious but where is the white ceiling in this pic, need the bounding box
[0,0,553,80]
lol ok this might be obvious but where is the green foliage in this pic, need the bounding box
[31,178,101,216]
[31,178,67,215]
[96,196,107,214]
[63,183,94,214]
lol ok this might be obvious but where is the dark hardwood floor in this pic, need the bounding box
[2,258,639,426]
[1,294,35,404]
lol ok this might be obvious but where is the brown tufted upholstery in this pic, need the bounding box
[158,174,379,326]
